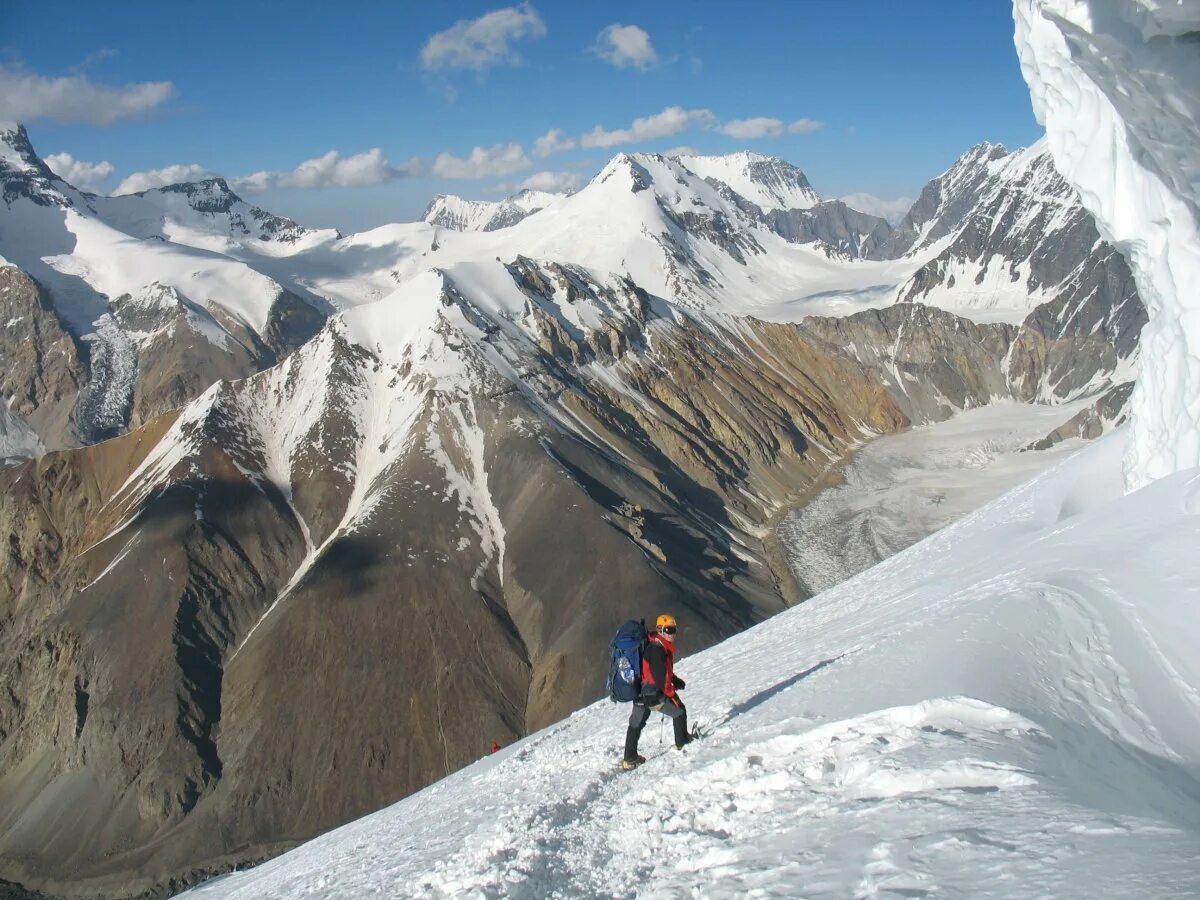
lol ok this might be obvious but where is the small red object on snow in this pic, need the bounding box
[490,741,500,754]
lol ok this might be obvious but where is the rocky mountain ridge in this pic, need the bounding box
[0,123,1146,898]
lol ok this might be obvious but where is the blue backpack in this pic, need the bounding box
[606,619,647,703]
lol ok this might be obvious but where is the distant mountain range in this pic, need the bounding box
[0,121,1141,897]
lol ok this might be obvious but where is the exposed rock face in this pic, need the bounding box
[889,142,1011,254]
[799,292,1140,428]
[101,282,325,434]
[801,304,1018,424]
[765,200,895,259]
[0,125,64,210]
[899,145,1145,349]
[0,267,85,449]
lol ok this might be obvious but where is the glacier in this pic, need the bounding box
[1014,0,1200,490]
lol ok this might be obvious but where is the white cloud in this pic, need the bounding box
[232,149,420,194]
[788,118,824,135]
[0,64,173,126]
[114,148,419,197]
[228,170,275,194]
[432,143,531,179]
[281,148,404,189]
[420,3,546,72]
[534,127,577,158]
[719,117,824,139]
[581,106,715,149]
[593,24,659,70]
[839,193,915,224]
[721,117,785,140]
[114,163,214,195]
[44,152,114,190]
[517,170,582,193]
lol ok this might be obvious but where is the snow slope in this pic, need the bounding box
[188,430,1200,898]
[1015,0,1200,490]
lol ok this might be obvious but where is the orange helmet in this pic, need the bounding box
[656,614,677,631]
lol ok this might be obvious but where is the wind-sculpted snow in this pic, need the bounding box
[1015,0,1200,490]
[188,431,1200,897]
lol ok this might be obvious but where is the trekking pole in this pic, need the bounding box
[659,716,664,746]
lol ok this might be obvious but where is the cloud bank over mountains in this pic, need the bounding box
[0,64,173,126]
[13,4,851,217]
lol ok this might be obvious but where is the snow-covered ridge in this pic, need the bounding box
[1015,0,1200,491]
[676,150,821,211]
[422,189,566,233]
[188,429,1200,898]
[94,177,337,255]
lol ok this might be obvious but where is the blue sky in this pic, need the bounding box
[4,1,1042,232]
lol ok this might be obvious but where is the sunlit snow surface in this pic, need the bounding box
[189,431,1200,898]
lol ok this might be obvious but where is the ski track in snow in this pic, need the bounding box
[190,428,1200,899]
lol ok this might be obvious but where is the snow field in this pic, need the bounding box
[189,429,1200,897]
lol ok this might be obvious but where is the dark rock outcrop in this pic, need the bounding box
[0,267,85,449]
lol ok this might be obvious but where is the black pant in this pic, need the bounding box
[625,696,688,759]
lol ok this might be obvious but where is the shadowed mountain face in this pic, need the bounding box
[0,125,1146,898]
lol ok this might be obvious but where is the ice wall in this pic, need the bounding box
[1014,0,1200,491]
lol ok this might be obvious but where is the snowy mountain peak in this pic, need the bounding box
[889,141,1018,254]
[422,189,564,233]
[591,152,652,193]
[423,194,533,232]
[0,123,42,172]
[97,175,327,247]
[508,188,565,212]
[151,177,241,211]
[943,141,1011,190]
[676,150,820,211]
[0,123,85,211]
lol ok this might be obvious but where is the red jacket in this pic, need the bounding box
[641,633,678,699]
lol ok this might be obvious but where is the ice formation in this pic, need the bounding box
[1014,0,1200,490]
